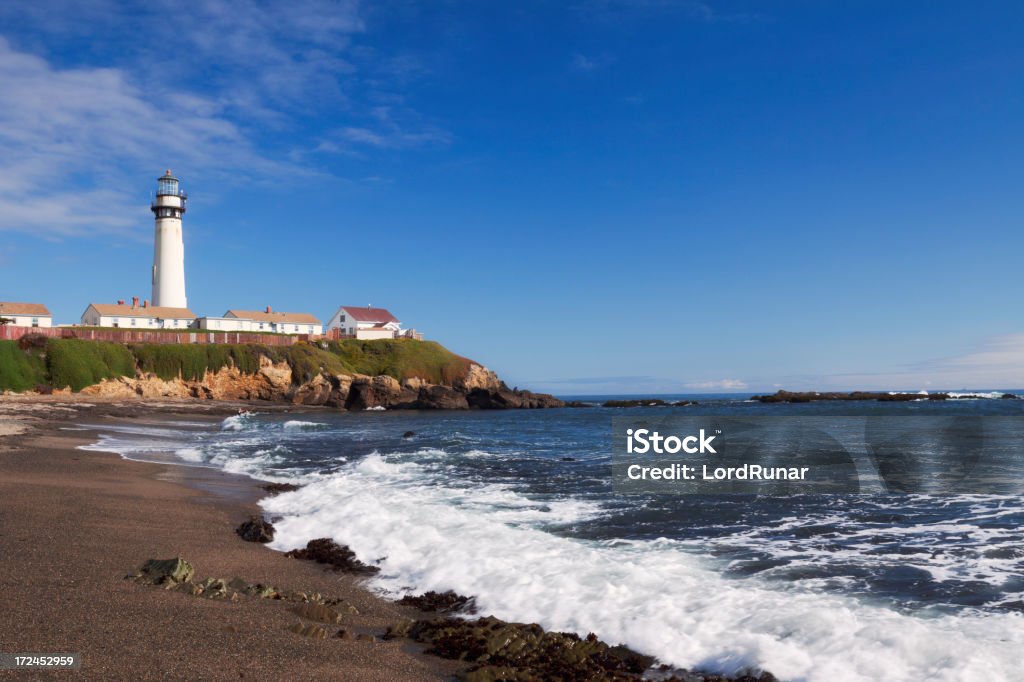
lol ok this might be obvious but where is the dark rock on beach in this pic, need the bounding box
[236,515,276,543]
[387,616,656,681]
[397,590,478,614]
[285,622,329,639]
[291,602,343,624]
[284,538,380,575]
[384,614,778,682]
[259,482,302,495]
[125,552,775,682]
[130,557,195,586]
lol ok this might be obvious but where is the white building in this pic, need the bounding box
[80,299,195,329]
[326,306,405,339]
[224,307,323,335]
[0,302,52,328]
[151,170,188,309]
[193,316,255,332]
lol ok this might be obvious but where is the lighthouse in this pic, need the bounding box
[150,170,188,309]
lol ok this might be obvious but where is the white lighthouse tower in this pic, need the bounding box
[151,170,188,309]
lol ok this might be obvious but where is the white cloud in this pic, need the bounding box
[571,53,598,71]
[0,0,365,111]
[0,37,301,238]
[320,104,452,152]
[683,379,749,390]
[823,333,1024,391]
[570,52,617,72]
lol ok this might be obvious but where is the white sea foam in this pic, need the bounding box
[174,446,205,462]
[220,414,251,431]
[262,454,1024,682]
[283,420,327,430]
[365,406,386,411]
[886,390,1014,400]
[686,505,1024,597]
[946,391,1010,399]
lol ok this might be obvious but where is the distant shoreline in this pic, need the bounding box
[749,390,1020,403]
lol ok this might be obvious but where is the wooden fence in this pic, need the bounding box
[0,325,312,346]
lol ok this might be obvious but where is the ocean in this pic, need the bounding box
[80,394,1024,681]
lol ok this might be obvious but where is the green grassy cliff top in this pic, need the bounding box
[0,337,476,392]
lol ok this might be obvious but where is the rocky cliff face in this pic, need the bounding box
[80,355,563,410]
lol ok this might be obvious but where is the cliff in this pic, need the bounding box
[0,337,563,410]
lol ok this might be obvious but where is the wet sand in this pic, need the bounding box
[0,396,463,680]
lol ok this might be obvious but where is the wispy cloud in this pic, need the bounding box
[0,0,365,113]
[767,333,1024,391]
[0,37,301,238]
[569,51,617,72]
[683,379,749,390]
[333,125,451,150]
[525,374,702,395]
[572,53,598,71]
[319,105,452,152]
[0,1,443,238]
[540,375,661,386]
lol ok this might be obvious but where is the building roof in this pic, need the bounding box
[225,310,322,325]
[89,303,195,319]
[339,306,400,324]
[0,302,51,316]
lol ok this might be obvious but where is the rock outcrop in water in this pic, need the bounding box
[602,399,698,408]
[80,353,563,410]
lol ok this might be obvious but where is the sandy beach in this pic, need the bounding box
[0,396,463,680]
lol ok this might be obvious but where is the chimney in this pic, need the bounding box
[266,306,272,314]
[143,300,149,308]
[132,296,139,308]
[117,299,125,305]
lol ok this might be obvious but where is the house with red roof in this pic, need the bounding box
[326,305,416,340]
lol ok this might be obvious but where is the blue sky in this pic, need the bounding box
[1,1,1023,394]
